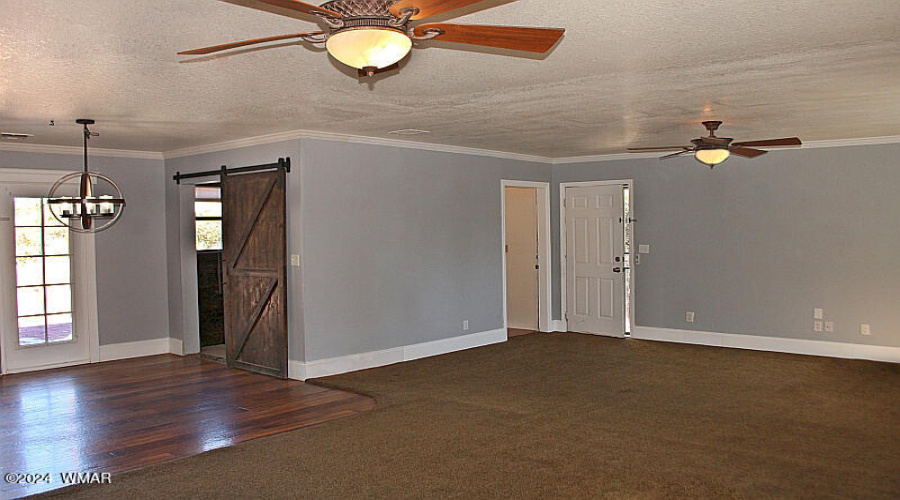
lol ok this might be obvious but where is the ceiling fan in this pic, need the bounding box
[179,0,565,77]
[628,121,802,168]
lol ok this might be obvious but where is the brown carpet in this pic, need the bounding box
[38,334,900,499]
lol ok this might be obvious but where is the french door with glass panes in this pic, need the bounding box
[0,178,98,374]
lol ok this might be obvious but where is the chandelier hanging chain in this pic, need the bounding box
[81,122,98,174]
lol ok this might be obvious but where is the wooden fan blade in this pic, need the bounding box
[178,32,322,55]
[660,150,693,160]
[731,137,801,148]
[627,146,689,151]
[413,24,565,53]
[390,0,492,20]
[730,147,768,158]
[255,0,343,18]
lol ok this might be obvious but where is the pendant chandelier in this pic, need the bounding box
[46,119,126,233]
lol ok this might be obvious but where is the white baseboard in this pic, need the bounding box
[290,328,507,381]
[631,326,900,363]
[550,320,568,332]
[168,338,184,356]
[288,359,306,381]
[99,338,173,362]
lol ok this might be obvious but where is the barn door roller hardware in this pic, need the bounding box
[173,157,291,185]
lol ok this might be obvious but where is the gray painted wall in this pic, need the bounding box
[0,150,169,345]
[299,139,550,360]
[552,143,900,347]
[165,139,550,363]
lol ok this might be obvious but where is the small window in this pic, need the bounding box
[195,185,222,251]
[14,198,74,346]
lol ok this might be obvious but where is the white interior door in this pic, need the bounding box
[565,184,625,337]
[0,179,97,374]
[505,187,538,330]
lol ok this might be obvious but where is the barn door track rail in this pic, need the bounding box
[173,157,291,184]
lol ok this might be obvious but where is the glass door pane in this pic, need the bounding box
[12,197,75,347]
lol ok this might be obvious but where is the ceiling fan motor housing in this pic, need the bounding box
[320,0,399,19]
[693,136,733,148]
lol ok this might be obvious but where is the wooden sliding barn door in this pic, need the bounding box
[221,168,288,378]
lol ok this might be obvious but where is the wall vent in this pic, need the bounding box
[1,132,34,140]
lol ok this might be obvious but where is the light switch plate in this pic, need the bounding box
[290,254,300,267]
[685,311,695,323]
[813,308,823,320]
[638,244,650,254]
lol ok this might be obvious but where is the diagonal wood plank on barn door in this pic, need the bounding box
[222,166,288,378]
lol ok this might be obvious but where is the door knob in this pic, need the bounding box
[613,267,622,273]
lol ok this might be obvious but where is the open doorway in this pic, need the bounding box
[194,184,225,363]
[176,159,290,378]
[501,180,551,338]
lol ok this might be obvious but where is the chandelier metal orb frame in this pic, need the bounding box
[46,119,126,233]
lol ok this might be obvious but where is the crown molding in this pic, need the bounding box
[551,151,663,164]
[6,131,899,166]
[797,135,900,149]
[550,135,900,165]
[162,130,304,159]
[163,128,552,163]
[299,130,552,163]
[0,142,163,160]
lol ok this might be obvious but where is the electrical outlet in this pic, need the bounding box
[290,254,300,267]
[685,311,695,323]
[860,324,871,335]
[462,320,469,331]
[813,308,823,320]
[824,321,834,333]
[813,320,823,332]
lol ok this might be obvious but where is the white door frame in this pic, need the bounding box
[0,168,100,374]
[559,180,635,334]
[177,184,201,355]
[501,180,552,333]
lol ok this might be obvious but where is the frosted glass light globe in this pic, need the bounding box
[694,149,730,167]
[326,28,412,70]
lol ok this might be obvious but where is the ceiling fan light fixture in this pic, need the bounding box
[325,27,412,71]
[694,148,730,167]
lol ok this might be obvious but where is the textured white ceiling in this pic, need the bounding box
[1,0,899,157]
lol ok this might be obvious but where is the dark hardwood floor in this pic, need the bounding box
[0,355,374,498]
